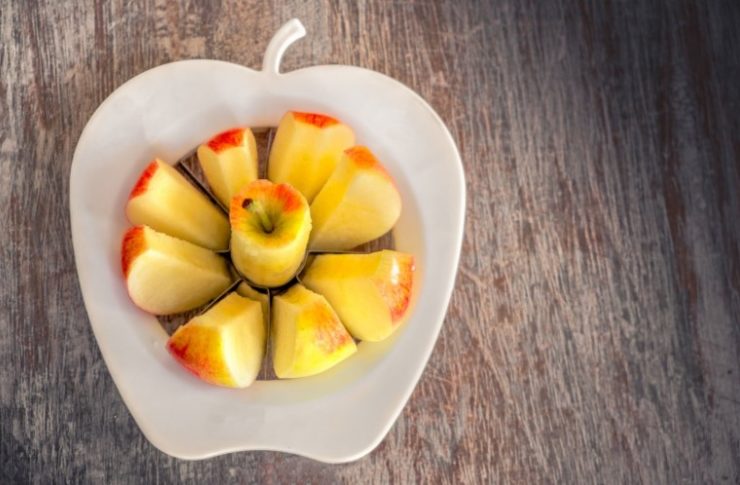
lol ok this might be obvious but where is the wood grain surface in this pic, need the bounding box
[2,0,739,483]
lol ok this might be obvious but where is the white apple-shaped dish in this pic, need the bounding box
[70,19,465,462]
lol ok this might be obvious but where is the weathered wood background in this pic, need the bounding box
[2,0,739,483]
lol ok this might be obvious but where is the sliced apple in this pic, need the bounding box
[197,127,258,208]
[126,159,230,251]
[271,285,356,379]
[309,146,401,251]
[267,111,355,203]
[121,225,232,315]
[167,292,265,388]
[237,282,270,327]
[301,250,415,342]
[230,180,311,288]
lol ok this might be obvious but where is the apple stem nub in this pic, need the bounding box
[242,198,274,233]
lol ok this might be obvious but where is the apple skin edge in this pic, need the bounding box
[206,128,245,153]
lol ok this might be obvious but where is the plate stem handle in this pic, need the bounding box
[262,19,306,75]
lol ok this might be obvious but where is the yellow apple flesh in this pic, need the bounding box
[230,180,311,288]
[301,250,415,341]
[271,285,356,378]
[197,127,258,208]
[268,111,355,203]
[121,225,232,315]
[309,146,401,251]
[126,159,230,251]
[167,292,265,388]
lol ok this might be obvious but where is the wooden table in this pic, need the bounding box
[2,1,739,482]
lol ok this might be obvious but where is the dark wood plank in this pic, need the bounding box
[1,0,739,483]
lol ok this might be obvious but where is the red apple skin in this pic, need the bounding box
[377,254,415,323]
[166,339,215,382]
[206,128,245,153]
[292,111,340,128]
[128,161,158,199]
[121,226,153,311]
[121,225,146,278]
[344,146,394,182]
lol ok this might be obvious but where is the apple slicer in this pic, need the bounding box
[71,18,464,461]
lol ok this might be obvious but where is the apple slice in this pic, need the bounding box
[271,284,356,379]
[237,282,270,327]
[121,225,232,315]
[126,159,230,251]
[301,250,415,342]
[197,127,258,208]
[267,111,355,203]
[167,292,265,388]
[309,146,401,251]
[230,180,311,288]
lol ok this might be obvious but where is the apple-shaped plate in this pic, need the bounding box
[70,19,465,462]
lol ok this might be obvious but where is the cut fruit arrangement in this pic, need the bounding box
[121,111,415,388]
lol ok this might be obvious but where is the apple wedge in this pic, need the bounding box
[301,250,415,341]
[197,127,258,208]
[271,285,356,379]
[167,292,265,388]
[309,146,401,251]
[268,111,355,203]
[126,159,230,251]
[230,180,311,288]
[121,225,232,315]
[237,282,270,327]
